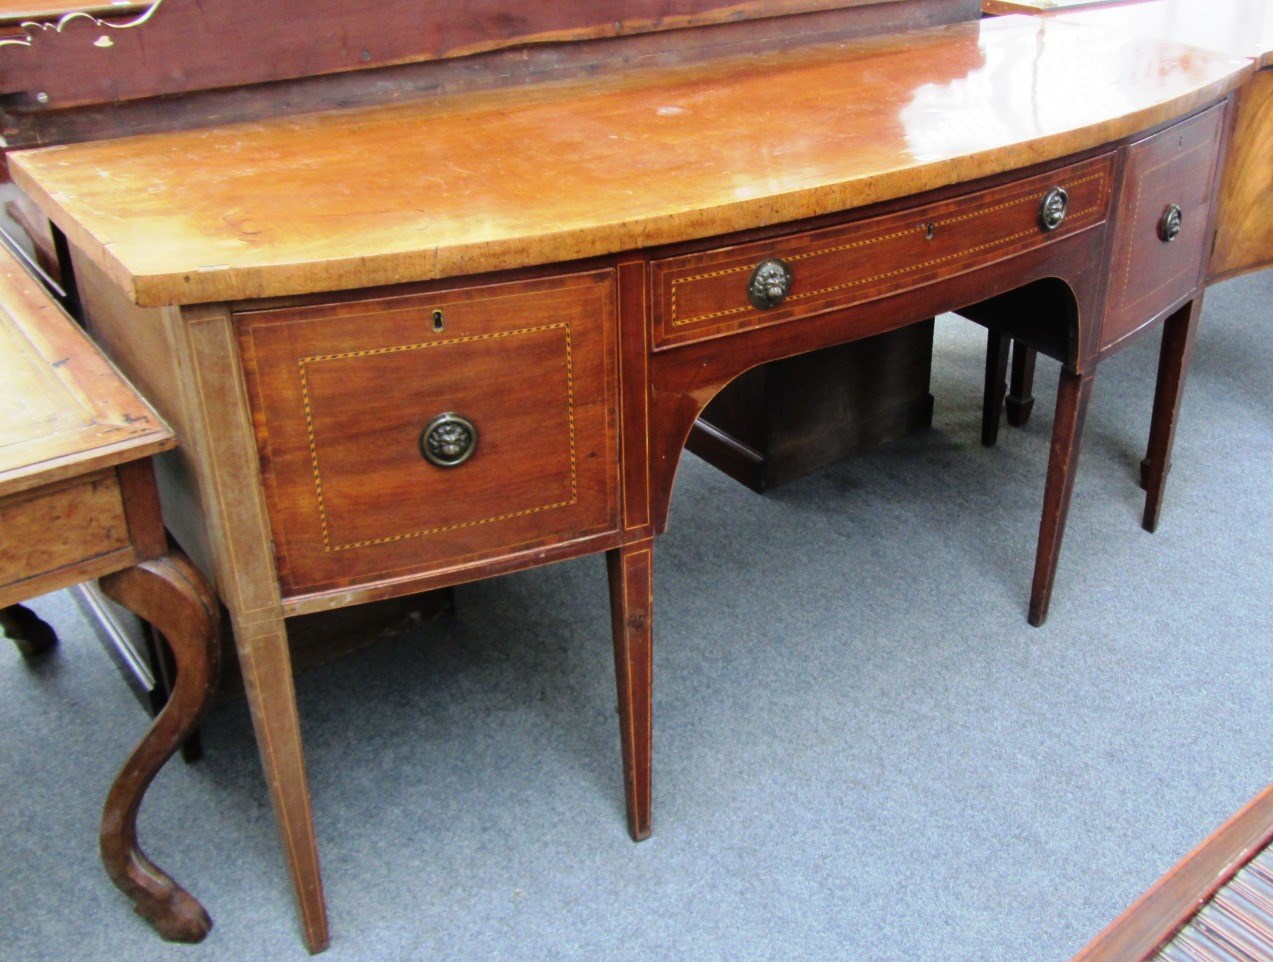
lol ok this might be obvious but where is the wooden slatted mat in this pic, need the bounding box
[1157,846,1273,962]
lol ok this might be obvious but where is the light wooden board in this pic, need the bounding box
[0,245,172,496]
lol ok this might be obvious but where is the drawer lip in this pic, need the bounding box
[651,153,1115,351]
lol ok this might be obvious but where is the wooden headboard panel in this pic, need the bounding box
[0,0,973,107]
[0,0,979,149]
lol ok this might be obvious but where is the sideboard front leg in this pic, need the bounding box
[1142,297,1203,533]
[1028,369,1095,627]
[97,553,221,942]
[607,540,654,842]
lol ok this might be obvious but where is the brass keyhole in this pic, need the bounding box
[925,222,936,241]
[432,310,445,332]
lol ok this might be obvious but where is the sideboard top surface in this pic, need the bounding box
[10,15,1251,308]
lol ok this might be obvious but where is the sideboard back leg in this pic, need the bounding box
[1006,342,1038,427]
[1028,369,1095,627]
[97,553,220,943]
[607,540,655,842]
[2,603,58,658]
[1141,297,1203,534]
[982,330,1012,447]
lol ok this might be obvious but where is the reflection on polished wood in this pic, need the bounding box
[1043,0,1272,281]
[1043,0,1273,69]
[982,0,1272,426]
[10,16,1250,307]
[981,0,1123,14]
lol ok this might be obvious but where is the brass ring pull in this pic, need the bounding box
[1159,204,1182,243]
[747,258,794,310]
[1039,187,1068,232]
[420,413,477,468]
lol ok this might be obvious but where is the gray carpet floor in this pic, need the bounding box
[2,272,1269,962]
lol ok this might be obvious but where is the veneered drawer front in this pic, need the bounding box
[0,470,129,590]
[238,270,619,596]
[1103,104,1227,350]
[652,153,1114,349]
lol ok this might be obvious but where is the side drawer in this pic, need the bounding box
[0,469,130,596]
[1102,104,1227,350]
[238,270,620,597]
[652,153,1114,350]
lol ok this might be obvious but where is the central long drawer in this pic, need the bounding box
[651,153,1114,350]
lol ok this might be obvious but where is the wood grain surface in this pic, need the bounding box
[9,16,1251,307]
[0,0,925,107]
[0,244,171,496]
[237,270,621,596]
[0,0,145,24]
[1101,104,1224,351]
[651,153,1113,349]
[1210,68,1273,279]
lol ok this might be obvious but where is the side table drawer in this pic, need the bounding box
[652,153,1114,350]
[238,270,619,597]
[0,469,130,600]
[1102,104,1227,350]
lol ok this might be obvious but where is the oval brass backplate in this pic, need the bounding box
[420,413,476,468]
[1159,204,1182,243]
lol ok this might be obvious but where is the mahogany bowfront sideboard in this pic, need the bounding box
[3,1,1255,950]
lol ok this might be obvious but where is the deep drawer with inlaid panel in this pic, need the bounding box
[652,154,1114,350]
[1101,104,1228,351]
[238,270,620,597]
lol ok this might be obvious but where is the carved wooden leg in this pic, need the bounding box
[1006,342,1038,427]
[1142,298,1203,534]
[141,620,204,763]
[1028,369,1094,627]
[97,554,221,943]
[607,540,654,842]
[982,331,1011,447]
[2,603,58,658]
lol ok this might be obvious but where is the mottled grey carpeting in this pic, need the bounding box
[2,272,1269,962]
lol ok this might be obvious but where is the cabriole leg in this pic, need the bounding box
[97,554,221,942]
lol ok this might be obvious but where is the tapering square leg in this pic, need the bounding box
[1006,342,1038,427]
[982,331,1011,447]
[1142,298,1203,533]
[607,540,654,842]
[1029,369,1095,627]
